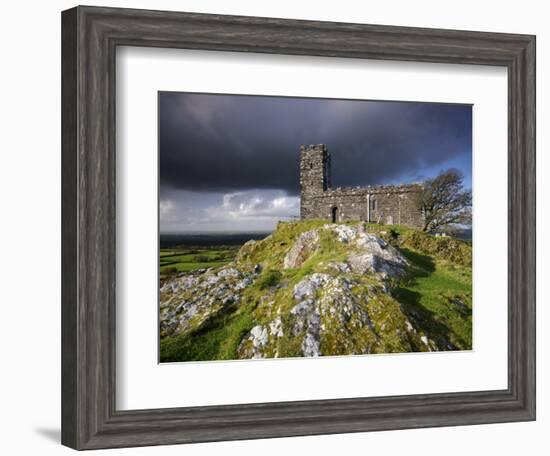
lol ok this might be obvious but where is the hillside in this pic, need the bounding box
[159,220,472,362]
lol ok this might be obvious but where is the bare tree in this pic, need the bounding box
[421,169,472,232]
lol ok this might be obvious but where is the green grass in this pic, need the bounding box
[159,246,238,277]
[388,226,472,350]
[393,247,472,350]
[256,269,283,290]
[160,300,256,362]
[398,230,472,266]
[160,221,473,360]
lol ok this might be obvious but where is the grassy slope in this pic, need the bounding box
[160,221,473,361]
[394,248,472,349]
[393,228,472,349]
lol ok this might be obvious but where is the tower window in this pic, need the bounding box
[310,163,313,169]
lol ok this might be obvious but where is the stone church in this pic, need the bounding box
[300,144,425,228]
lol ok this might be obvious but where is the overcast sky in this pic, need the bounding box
[159,92,472,233]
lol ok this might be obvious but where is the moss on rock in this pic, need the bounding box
[159,220,472,361]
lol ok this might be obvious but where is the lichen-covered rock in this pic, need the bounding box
[327,223,366,243]
[347,250,407,279]
[236,270,424,359]
[237,317,285,358]
[160,221,468,361]
[159,265,258,338]
[283,229,320,269]
[240,325,269,358]
[326,261,352,274]
[160,275,199,296]
[217,267,240,279]
[322,225,408,280]
[290,297,321,356]
[293,273,329,300]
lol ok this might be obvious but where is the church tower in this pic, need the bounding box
[299,144,331,219]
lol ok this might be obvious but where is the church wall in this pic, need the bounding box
[299,144,425,229]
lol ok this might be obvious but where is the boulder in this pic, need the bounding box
[237,319,285,359]
[283,229,320,269]
[323,226,409,280]
[347,250,407,279]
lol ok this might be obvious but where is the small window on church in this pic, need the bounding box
[310,163,313,169]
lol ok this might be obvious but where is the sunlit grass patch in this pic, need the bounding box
[393,247,472,350]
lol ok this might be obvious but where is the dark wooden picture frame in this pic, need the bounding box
[61,5,536,450]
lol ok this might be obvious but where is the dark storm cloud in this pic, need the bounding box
[159,92,471,196]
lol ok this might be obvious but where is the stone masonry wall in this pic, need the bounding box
[300,144,424,229]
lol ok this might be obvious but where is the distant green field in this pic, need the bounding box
[159,246,238,278]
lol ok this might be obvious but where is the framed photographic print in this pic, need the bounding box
[61,5,536,450]
[157,93,474,363]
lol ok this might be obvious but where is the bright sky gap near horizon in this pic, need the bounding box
[159,92,472,233]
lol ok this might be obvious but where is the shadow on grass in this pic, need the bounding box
[400,248,436,275]
[393,248,466,350]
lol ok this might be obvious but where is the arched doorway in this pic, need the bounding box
[331,206,339,223]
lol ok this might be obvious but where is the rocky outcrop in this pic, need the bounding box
[236,270,420,359]
[323,223,408,279]
[159,265,259,338]
[253,224,418,356]
[160,222,444,360]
